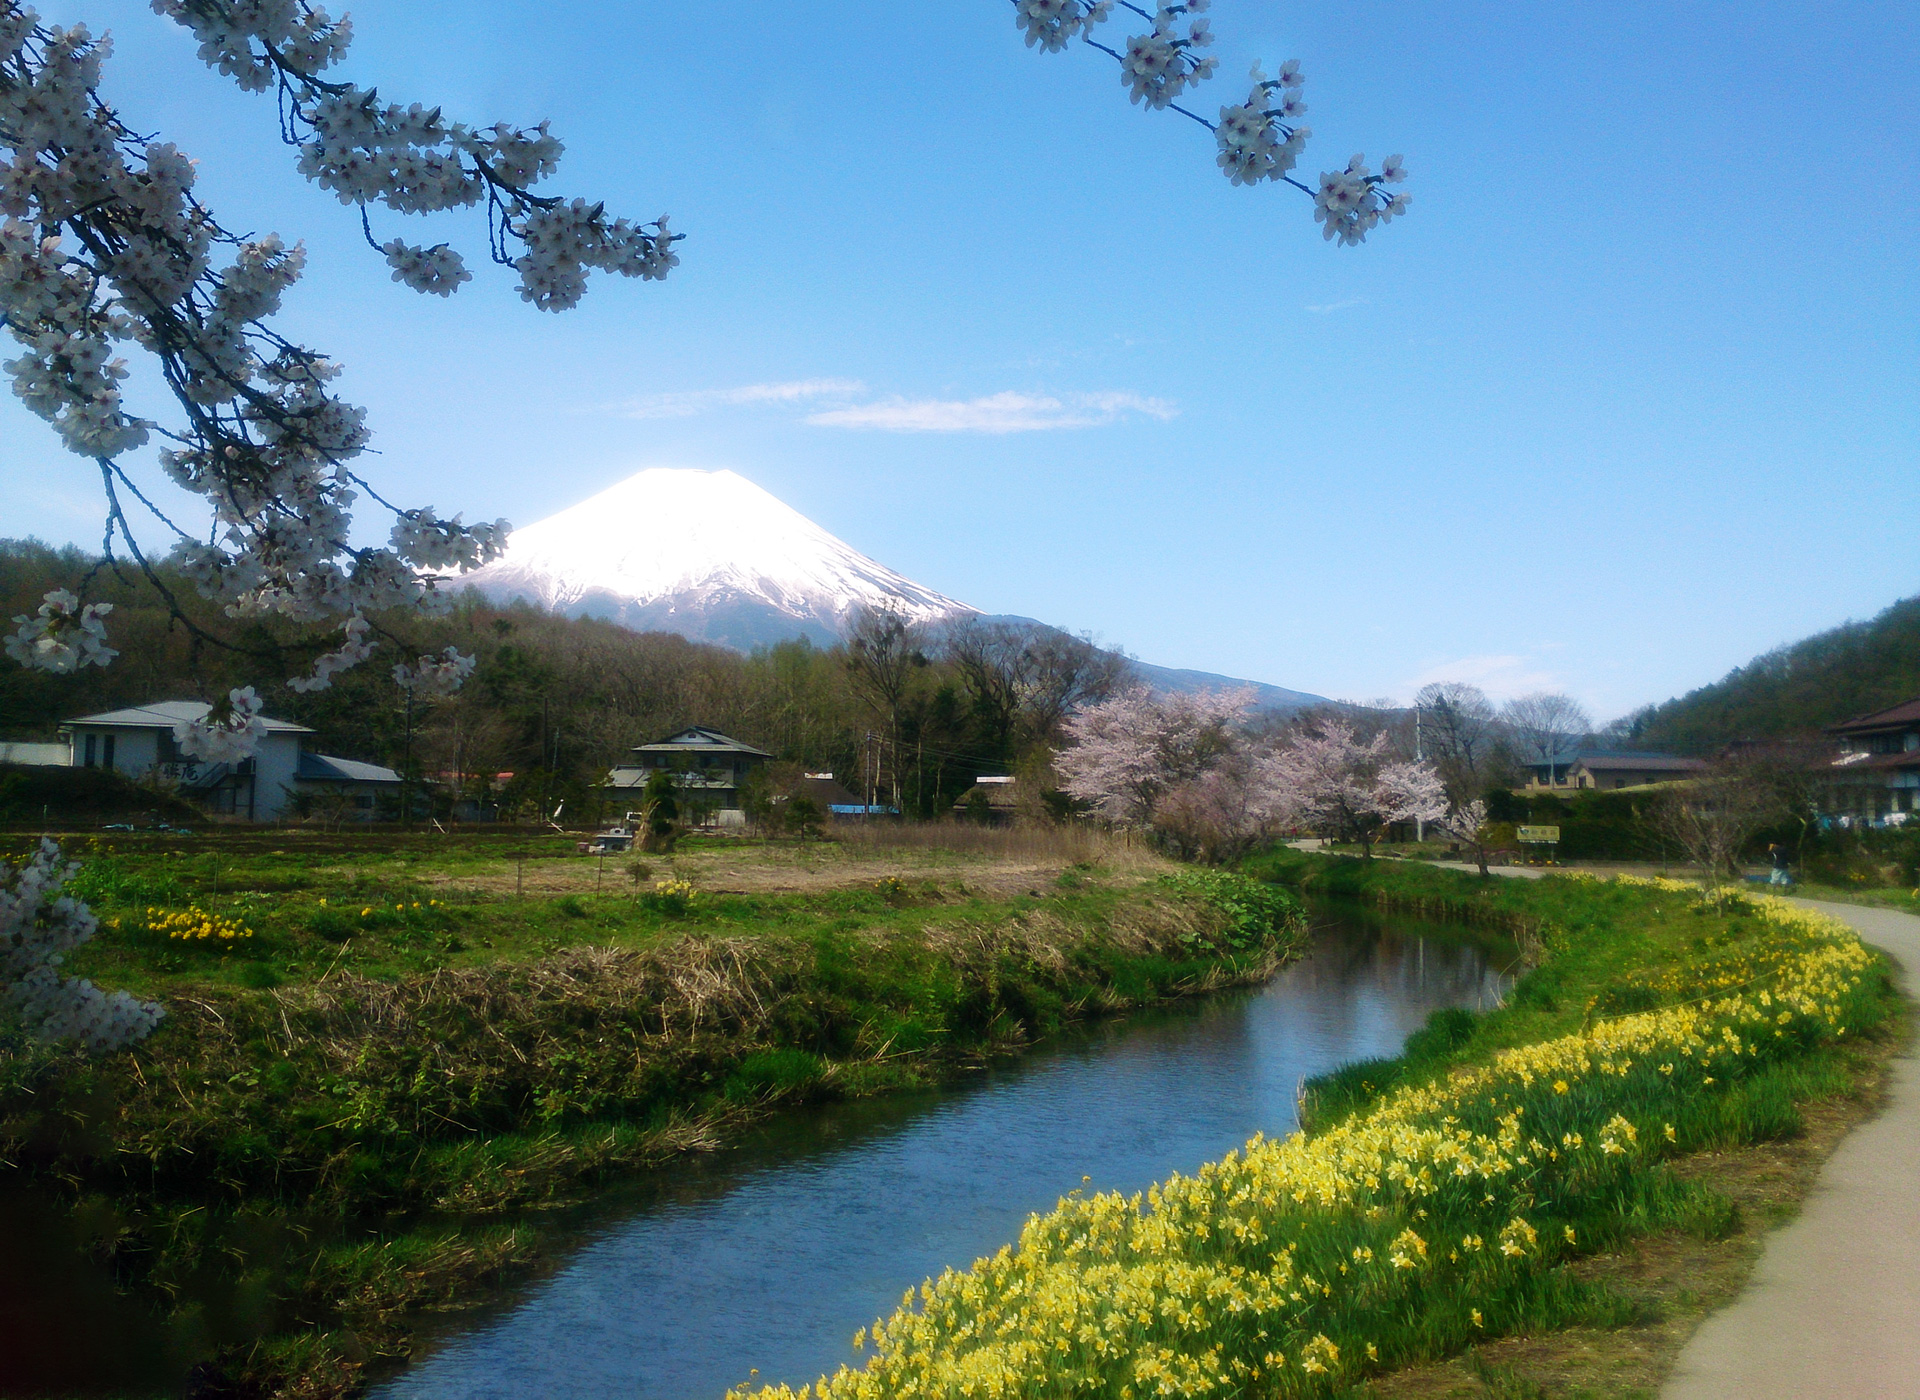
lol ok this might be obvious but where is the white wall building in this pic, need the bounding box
[56,701,400,821]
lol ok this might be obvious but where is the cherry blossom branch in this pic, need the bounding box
[1011,0,1411,243]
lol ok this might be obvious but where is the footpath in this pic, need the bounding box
[1401,855,1920,1393]
[1661,899,1920,1399]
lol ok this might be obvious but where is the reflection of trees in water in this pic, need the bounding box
[1293,911,1512,1012]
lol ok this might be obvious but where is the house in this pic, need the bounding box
[953,775,1020,824]
[1824,700,1920,824]
[605,725,772,827]
[57,701,400,821]
[1521,751,1705,793]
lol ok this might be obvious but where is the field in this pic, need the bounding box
[0,825,1303,1398]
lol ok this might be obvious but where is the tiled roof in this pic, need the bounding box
[61,701,311,733]
[1830,699,1920,734]
[1573,754,1705,772]
[630,725,772,757]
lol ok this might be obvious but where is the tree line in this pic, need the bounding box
[0,539,1127,822]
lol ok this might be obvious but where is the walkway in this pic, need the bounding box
[1662,899,1920,1399]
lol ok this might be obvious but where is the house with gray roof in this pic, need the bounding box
[56,701,400,821]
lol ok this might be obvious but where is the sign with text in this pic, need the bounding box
[1517,825,1561,844]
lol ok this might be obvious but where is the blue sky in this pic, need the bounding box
[3,0,1915,719]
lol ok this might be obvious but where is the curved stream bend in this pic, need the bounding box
[374,905,1512,1400]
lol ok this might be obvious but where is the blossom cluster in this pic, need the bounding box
[1312,153,1409,247]
[151,0,679,311]
[1010,0,1410,242]
[1116,3,1215,111]
[393,645,477,696]
[0,0,633,705]
[3,587,115,672]
[1215,60,1309,187]
[2,838,163,1053]
[172,686,268,764]
[286,613,375,693]
[732,894,1876,1399]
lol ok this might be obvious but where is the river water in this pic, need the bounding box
[367,904,1512,1400]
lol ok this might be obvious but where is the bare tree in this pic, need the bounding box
[1500,692,1593,785]
[1650,763,1783,895]
[843,606,927,809]
[943,618,1129,752]
[1415,681,1497,801]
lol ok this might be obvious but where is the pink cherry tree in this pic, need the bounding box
[1267,717,1446,859]
[1056,684,1251,825]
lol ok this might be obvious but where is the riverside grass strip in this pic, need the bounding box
[0,838,1306,1398]
[728,866,1895,1400]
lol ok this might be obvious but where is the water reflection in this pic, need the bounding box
[373,905,1510,1400]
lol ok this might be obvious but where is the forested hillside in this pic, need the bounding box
[0,540,1121,819]
[1632,594,1920,752]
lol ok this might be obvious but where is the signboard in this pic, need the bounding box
[1517,825,1561,844]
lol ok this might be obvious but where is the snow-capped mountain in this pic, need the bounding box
[456,468,972,649]
[458,466,1328,710]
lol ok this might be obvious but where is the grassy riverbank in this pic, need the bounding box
[729,851,1898,1400]
[0,831,1305,1398]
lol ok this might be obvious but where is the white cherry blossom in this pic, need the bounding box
[1009,3,1407,241]
[393,646,477,696]
[4,587,116,672]
[3,839,163,1053]
[172,685,268,763]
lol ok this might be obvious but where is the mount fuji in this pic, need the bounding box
[457,467,1326,710]
[455,468,968,650]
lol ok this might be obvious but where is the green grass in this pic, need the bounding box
[1,832,1306,1398]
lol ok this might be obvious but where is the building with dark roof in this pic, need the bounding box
[604,726,772,827]
[1824,701,1920,823]
[1521,751,1705,793]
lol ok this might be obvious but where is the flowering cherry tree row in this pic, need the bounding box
[1057,688,1449,861]
[1012,0,1411,244]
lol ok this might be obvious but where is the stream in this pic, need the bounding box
[367,902,1513,1400]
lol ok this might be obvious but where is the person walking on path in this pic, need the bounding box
[1768,843,1793,887]
[1663,899,1920,1399]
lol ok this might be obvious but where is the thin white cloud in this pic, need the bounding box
[1408,654,1566,703]
[1304,297,1369,315]
[806,391,1177,434]
[616,378,866,420]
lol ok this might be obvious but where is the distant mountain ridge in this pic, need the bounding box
[1635,593,1920,752]
[460,467,1325,711]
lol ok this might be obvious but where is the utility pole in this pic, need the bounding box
[1414,704,1425,843]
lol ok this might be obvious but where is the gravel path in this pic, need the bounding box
[1662,899,1920,1399]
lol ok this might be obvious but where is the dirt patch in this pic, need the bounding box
[1359,1031,1902,1399]
[428,841,1175,901]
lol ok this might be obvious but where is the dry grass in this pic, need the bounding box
[429,825,1172,901]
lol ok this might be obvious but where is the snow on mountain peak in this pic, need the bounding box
[456,468,972,648]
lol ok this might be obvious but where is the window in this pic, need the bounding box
[102,734,115,769]
[83,734,96,767]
